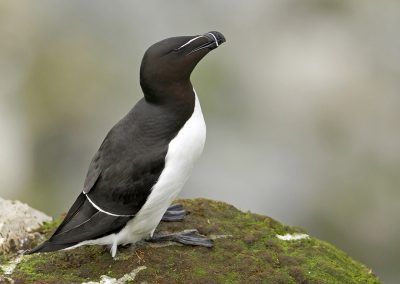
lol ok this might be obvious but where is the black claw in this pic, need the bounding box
[162,203,186,222]
[148,229,213,248]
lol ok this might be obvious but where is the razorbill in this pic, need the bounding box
[28,31,226,257]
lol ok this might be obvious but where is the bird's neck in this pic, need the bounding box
[141,80,194,104]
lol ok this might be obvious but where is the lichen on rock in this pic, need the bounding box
[1,198,381,283]
[82,266,147,284]
[0,197,52,255]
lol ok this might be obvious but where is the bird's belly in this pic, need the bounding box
[116,92,206,245]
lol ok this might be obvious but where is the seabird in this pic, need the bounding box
[28,31,226,257]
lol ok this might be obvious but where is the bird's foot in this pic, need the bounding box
[147,229,213,248]
[161,203,185,222]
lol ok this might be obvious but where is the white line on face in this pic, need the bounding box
[176,35,206,50]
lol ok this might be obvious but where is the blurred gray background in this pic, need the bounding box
[1,1,399,282]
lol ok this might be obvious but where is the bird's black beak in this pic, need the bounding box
[176,31,226,55]
[202,31,226,50]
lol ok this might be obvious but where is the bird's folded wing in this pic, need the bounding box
[80,105,171,216]
[49,193,131,245]
[82,142,167,216]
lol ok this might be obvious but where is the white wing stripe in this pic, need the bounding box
[84,193,135,217]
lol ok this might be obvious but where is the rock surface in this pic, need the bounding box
[0,197,52,254]
[1,198,380,283]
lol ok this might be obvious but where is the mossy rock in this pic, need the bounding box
[2,199,380,283]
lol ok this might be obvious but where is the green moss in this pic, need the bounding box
[4,198,380,283]
[38,218,63,237]
[0,254,10,264]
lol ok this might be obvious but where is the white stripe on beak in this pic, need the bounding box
[207,32,219,47]
[176,35,206,50]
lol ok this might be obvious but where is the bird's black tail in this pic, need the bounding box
[26,241,77,255]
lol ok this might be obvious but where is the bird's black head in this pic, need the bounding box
[140,31,226,103]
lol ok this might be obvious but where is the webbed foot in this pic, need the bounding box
[162,203,185,222]
[147,229,213,248]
